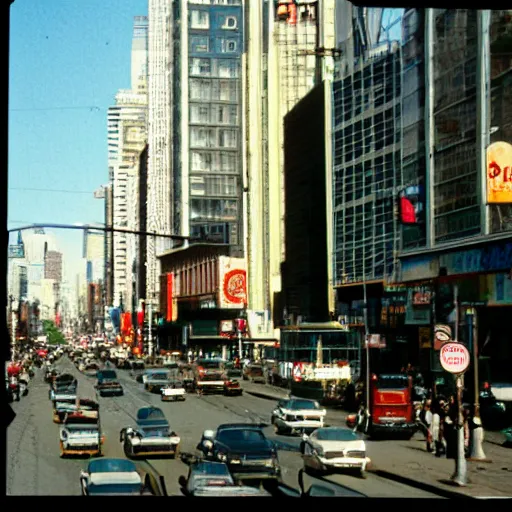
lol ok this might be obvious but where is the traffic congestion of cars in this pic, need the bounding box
[21,340,371,497]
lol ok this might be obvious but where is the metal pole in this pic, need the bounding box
[238,330,243,362]
[363,282,370,430]
[148,302,153,358]
[451,373,468,486]
[468,308,490,461]
[453,283,459,341]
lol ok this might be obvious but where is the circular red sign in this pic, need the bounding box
[440,342,470,374]
[223,269,247,304]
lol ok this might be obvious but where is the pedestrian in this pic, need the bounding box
[422,399,434,452]
[432,397,446,457]
[444,396,457,459]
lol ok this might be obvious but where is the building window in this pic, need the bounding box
[190,104,210,124]
[190,127,216,148]
[219,129,237,148]
[218,59,239,78]
[191,151,213,172]
[222,15,237,30]
[190,199,238,221]
[190,58,211,76]
[220,152,236,172]
[223,39,237,52]
[190,35,209,53]
[191,176,206,196]
[190,79,211,100]
[190,9,209,29]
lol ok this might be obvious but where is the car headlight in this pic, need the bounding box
[217,452,227,462]
[313,447,324,457]
[229,457,241,464]
[497,401,506,411]
[60,429,69,442]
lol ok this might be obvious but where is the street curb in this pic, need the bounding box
[244,389,288,401]
[369,468,476,499]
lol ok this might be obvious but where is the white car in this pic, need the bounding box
[120,406,180,458]
[59,413,103,458]
[161,380,186,401]
[300,427,370,478]
[271,398,326,435]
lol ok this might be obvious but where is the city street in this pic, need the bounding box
[7,356,441,497]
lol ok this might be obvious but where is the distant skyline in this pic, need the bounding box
[8,0,148,278]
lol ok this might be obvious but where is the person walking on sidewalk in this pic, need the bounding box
[421,399,434,452]
[444,395,457,459]
[432,397,447,457]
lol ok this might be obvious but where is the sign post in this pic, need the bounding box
[440,342,470,486]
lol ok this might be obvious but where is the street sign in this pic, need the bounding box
[440,342,470,374]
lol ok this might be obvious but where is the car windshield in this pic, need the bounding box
[315,428,359,442]
[99,371,117,380]
[216,429,265,443]
[88,483,142,495]
[193,462,232,476]
[142,427,169,437]
[287,399,318,410]
[148,372,170,380]
[199,361,222,369]
[377,375,409,389]
[88,459,137,473]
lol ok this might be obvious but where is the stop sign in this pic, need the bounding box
[440,342,470,374]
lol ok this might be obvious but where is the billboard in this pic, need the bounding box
[8,244,25,258]
[218,256,247,309]
[487,141,512,204]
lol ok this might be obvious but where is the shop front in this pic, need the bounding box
[399,237,512,387]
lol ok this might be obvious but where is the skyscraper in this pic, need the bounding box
[107,16,149,308]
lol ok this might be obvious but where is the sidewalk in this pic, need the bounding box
[243,380,512,498]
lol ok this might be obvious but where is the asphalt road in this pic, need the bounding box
[7,356,441,497]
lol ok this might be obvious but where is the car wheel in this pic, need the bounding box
[359,468,367,479]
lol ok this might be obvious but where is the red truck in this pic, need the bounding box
[349,373,417,439]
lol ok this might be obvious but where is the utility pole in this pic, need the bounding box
[147,302,153,358]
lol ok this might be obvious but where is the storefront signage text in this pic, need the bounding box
[440,242,512,275]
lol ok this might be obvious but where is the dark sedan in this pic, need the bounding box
[197,423,281,483]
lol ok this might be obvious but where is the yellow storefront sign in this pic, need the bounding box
[487,141,512,204]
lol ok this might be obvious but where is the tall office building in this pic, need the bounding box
[108,16,149,308]
[244,1,335,336]
[146,0,245,306]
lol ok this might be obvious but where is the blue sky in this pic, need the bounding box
[8,0,147,278]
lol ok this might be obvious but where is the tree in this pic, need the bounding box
[42,320,67,345]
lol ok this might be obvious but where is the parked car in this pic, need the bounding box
[224,361,243,379]
[119,407,180,459]
[196,423,281,484]
[59,412,104,458]
[243,363,266,383]
[271,398,326,435]
[300,427,370,478]
[80,458,168,496]
[161,380,186,402]
[178,461,272,497]
[145,370,172,393]
[95,369,124,397]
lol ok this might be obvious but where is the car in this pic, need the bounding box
[83,362,100,377]
[59,412,104,458]
[224,378,243,396]
[271,398,326,435]
[300,427,370,478]
[243,363,266,383]
[53,398,99,424]
[49,373,77,401]
[192,358,227,394]
[178,461,272,497]
[145,370,172,393]
[224,361,243,379]
[119,406,180,458]
[161,380,186,401]
[95,369,124,397]
[135,368,160,385]
[79,458,168,496]
[196,423,281,483]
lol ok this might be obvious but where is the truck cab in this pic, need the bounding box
[368,373,417,439]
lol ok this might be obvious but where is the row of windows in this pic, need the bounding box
[189,57,239,78]
[191,150,238,173]
[190,35,239,54]
[190,9,239,31]
[190,78,239,102]
[190,126,238,149]
[190,103,238,125]
[190,175,238,197]
[190,198,238,221]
